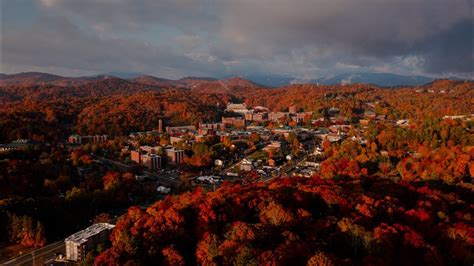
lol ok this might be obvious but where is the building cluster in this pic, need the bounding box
[63,100,474,187]
[130,145,185,170]
[131,146,162,170]
[223,102,313,127]
[0,139,36,152]
[68,134,108,144]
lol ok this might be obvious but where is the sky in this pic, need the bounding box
[1,0,473,79]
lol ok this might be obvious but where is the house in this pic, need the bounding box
[263,141,286,153]
[396,119,410,127]
[240,159,253,171]
[328,125,352,134]
[272,127,294,135]
[65,223,115,262]
[364,110,376,119]
[313,147,323,156]
[215,159,224,167]
[267,159,276,166]
[320,133,342,143]
[330,115,349,124]
[196,176,222,184]
[304,161,321,168]
[359,119,370,126]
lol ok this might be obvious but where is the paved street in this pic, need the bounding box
[1,241,64,266]
[95,155,180,186]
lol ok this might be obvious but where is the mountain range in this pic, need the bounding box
[0,71,467,88]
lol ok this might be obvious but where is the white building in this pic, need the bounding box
[226,103,249,115]
[65,223,115,262]
[157,186,171,194]
[240,159,253,171]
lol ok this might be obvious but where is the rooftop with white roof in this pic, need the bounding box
[65,223,115,245]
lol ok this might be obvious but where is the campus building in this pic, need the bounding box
[131,150,162,170]
[68,134,108,144]
[165,147,185,164]
[65,223,115,262]
[226,103,249,115]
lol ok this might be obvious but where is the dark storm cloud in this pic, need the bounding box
[2,0,472,78]
[216,0,472,75]
[416,19,473,74]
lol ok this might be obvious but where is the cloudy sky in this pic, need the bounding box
[1,0,472,79]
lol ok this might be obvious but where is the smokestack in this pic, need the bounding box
[158,119,163,133]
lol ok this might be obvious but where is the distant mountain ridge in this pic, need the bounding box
[241,72,470,87]
[1,71,468,88]
[0,72,133,87]
[311,72,435,87]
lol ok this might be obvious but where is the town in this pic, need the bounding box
[63,102,409,193]
[1,90,473,264]
[2,0,472,263]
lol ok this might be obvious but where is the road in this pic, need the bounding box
[143,170,179,186]
[95,156,180,186]
[1,241,64,266]
[220,143,270,175]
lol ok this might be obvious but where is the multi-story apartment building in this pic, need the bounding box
[65,223,115,262]
[141,154,162,170]
[131,150,162,170]
[165,147,185,164]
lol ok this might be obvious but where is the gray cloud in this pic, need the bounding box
[2,0,472,78]
[416,19,473,74]
[2,14,225,78]
[215,0,472,76]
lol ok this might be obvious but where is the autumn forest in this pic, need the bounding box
[0,74,473,265]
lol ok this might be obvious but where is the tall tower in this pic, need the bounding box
[158,119,163,133]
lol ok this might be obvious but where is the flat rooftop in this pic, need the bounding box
[65,223,115,245]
